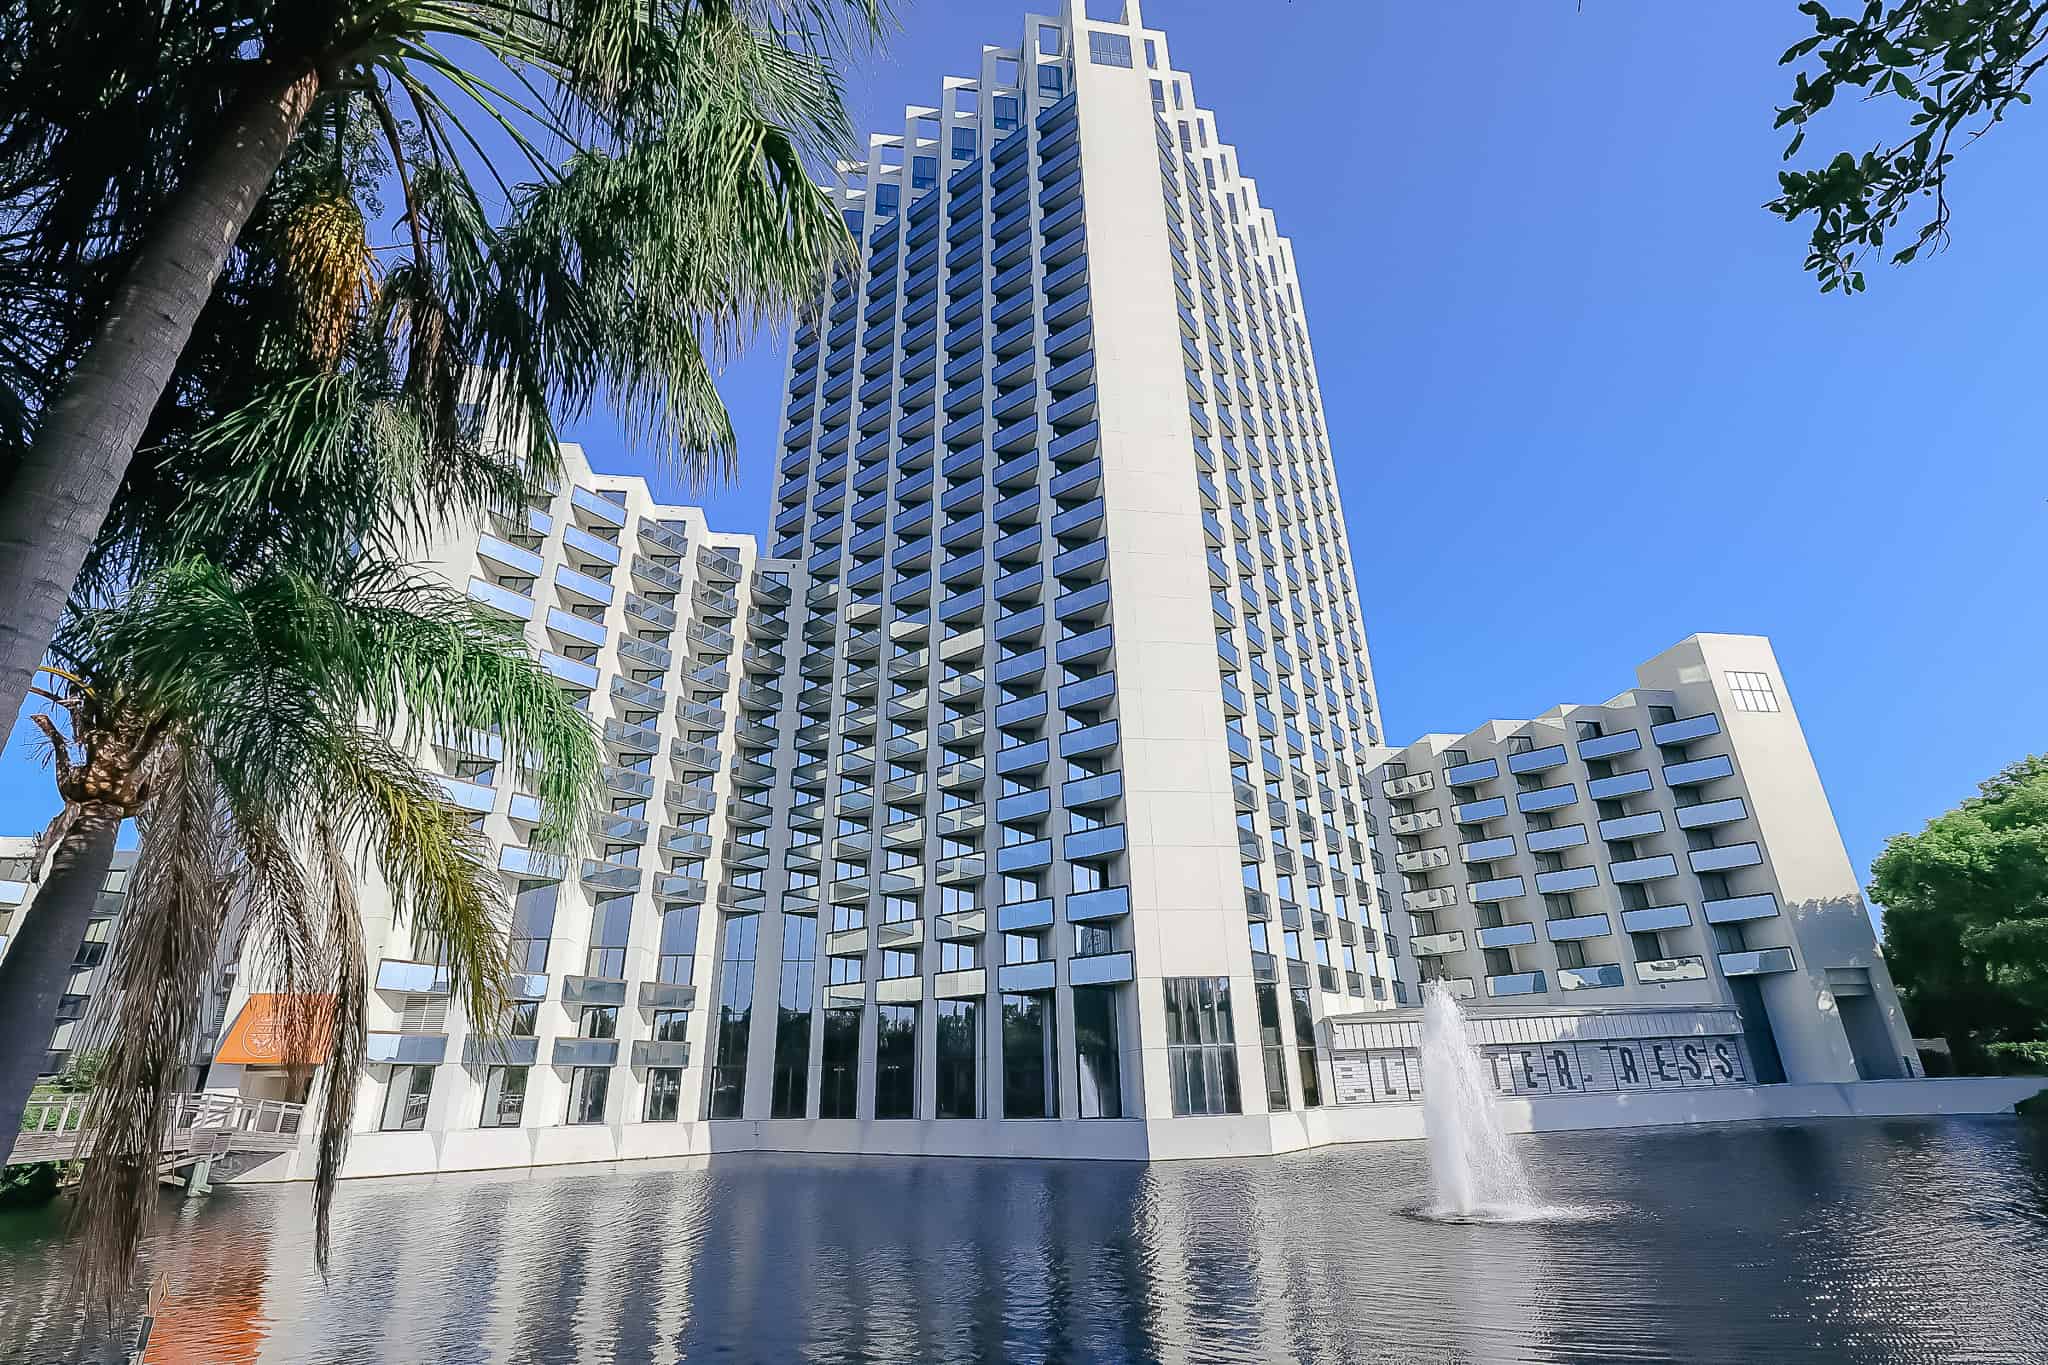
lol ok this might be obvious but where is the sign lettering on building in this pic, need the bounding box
[1329,1034,1748,1106]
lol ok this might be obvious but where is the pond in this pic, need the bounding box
[3,1116,2044,1363]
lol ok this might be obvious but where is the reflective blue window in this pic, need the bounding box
[1038,65,1063,95]
[913,156,937,190]
[875,183,900,218]
[993,95,1020,131]
[952,127,977,159]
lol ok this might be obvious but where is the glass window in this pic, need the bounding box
[644,1067,683,1122]
[580,1005,618,1039]
[935,999,980,1118]
[874,182,900,218]
[875,1003,918,1119]
[1073,986,1121,1119]
[567,1066,609,1125]
[479,1065,527,1128]
[912,154,937,190]
[819,1007,861,1119]
[952,127,977,159]
[708,912,760,1118]
[1088,30,1133,67]
[771,914,818,1119]
[1038,64,1063,96]
[380,1065,434,1131]
[1002,992,1058,1118]
[510,880,558,974]
[1162,977,1242,1116]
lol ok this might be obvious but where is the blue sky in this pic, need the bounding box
[3,1,2043,909]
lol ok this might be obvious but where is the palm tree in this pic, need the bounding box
[0,0,876,764]
[0,264,602,1297]
[27,551,598,1301]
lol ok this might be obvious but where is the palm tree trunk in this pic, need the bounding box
[0,62,321,741]
[0,801,123,1150]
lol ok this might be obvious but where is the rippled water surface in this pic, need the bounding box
[4,1117,2046,1363]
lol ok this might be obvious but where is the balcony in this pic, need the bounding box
[1663,754,1735,787]
[935,910,986,941]
[1689,842,1763,873]
[1476,922,1536,949]
[1544,912,1611,941]
[1703,892,1780,924]
[375,959,450,995]
[1576,730,1642,761]
[630,1039,692,1069]
[1621,903,1691,934]
[1484,971,1547,998]
[1587,770,1653,801]
[575,856,644,894]
[1651,713,1721,746]
[1069,951,1134,987]
[1444,757,1499,786]
[1410,930,1467,957]
[467,577,535,621]
[366,1031,448,1065]
[498,845,567,880]
[1506,743,1567,775]
[1381,771,1435,799]
[1515,783,1576,814]
[434,775,496,815]
[1405,885,1457,912]
[1526,824,1588,852]
[934,968,987,1000]
[1635,954,1709,984]
[1719,946,1797,977]
[1677,797,1749,830]
[1467,875,1526,903]
[562,973,629,1007]
[1395,847,1451,874]
[1558,963,1626,991]
[462,1035,540,1067]
[631,555,683,594]
[1064,823,1125,861]
[1609,853,1679,884]
[551,1037,620,1067]
[1452,796,1508,824]
[1533,866,1598,895]
[1457,835,1515,864]
[1389,809,1441,836]
[1597,811,1665,841]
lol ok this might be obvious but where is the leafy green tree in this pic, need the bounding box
[1871,754,2048,1069]
[0,0,875,775]
[1767,0,2048,292]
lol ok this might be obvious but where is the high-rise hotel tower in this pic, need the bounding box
[746,0,1393,1154]
[196,4,1953,1181]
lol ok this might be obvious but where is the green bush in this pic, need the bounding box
[1985,1040,2048,1073]
[0,1162,62,1207]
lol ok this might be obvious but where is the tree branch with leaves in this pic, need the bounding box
[1768,0,2048,292]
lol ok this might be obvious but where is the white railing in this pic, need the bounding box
[8,1093,306,1166]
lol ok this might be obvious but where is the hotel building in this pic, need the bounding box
[199,4,1953,1179]
[1358,634,1917,1091]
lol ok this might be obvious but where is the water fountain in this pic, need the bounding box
[1418,981,1542,1222]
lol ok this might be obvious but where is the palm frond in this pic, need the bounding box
[71,737,232,1308]
[304,817,368,1275]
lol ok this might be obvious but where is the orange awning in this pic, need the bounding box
[214,994,333,1066]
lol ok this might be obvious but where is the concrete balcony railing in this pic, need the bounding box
[1388,809,1441,836]
[1395,847,1450,874]
[1485,971,1547,998]
[1635,954,1708,984]
[1410,930,1467,958]
[1404,885,1457,912]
